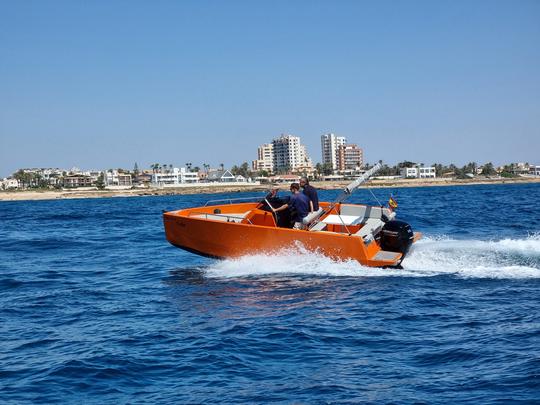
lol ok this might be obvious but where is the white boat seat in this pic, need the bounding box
[322,214,362,226]
[309,221,327,231]
[191,213,248,223]
[302,208,325,225]
[355,218,385,239]
[340,204,367,218]
[340,204,395,224]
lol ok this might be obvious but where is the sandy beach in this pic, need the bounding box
[1,177,539,202]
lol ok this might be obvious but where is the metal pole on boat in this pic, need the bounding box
[334,162,382,204]
[307,162,382,230]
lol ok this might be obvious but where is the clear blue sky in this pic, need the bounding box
[1,0,539,177]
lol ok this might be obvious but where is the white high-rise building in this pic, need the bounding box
[252,143,274,173]
[272,134,312,173]
[321,133,347,171]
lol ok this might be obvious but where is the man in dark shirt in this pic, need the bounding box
[274,183,310,229]
[300,177,319,212]
[261,187,291,228]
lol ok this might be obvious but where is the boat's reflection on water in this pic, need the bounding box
[162,265,362,318]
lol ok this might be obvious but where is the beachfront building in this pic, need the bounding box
[252,143,274,173]
[207,169,236,182]
[135,173,152,186]
[418,167,436,178]
[104,170,132,187]
[38,168,63,185]
[1,178,20,190]
[63,175,95,188]
[511,162,531,176]
[529,166,540,176]
[400,166,436,179]
[269,174,301,183]
[151,167,198,186]
[272,134,313,173]
[337,144,363,171]
[400,167,418,178]
[13,167,65,187]
[321,133,346,171]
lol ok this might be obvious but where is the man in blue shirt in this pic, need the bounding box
[274,183,310,229]
[300,177,319,212]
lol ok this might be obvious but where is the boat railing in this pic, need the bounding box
[204,196,263,207]
[187,211,255,225]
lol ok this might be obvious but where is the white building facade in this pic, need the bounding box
[400,167,436,178]
[151,167,198,186]
[321,133,347,171]
[418,167,436,178]
[104,170,132,187]
[272,134,312,173]
[400,167,418,178]
[252,143,274,173]
[1,178,20,189]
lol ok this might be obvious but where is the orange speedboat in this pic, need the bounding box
[163,163,421,268]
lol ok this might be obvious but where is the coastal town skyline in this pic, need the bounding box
[3,128,539,181]
[1,128,539,179]
[1,1,539,178]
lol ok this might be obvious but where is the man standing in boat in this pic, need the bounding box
[274,183,310,229]
[300,177,319,213]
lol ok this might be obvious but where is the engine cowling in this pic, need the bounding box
[379,220,414,256]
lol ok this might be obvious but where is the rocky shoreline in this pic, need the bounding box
[1,177,539,202]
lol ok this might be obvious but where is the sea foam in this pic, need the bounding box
[204,234,540,280]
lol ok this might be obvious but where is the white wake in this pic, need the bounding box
[203,234,540,280]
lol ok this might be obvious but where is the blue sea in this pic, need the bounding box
[1,183,539,404]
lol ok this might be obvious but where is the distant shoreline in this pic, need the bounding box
[1,177,539,202]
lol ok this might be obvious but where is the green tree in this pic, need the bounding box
[322,162,333,176]
[315,163,323,179]
[481,162,497,176]
[397,161,416,169]
[96,173,105,189]
[377,164,395,176]
[500,164,517,178]
[13,170,32,189]
[432,163,445,177]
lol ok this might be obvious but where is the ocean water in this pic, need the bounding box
[1,183,539,404]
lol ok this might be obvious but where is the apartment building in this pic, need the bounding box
[337,144,363,171]
[151,167,198,186]
[104,170,133,187]
[252,143,274,173]
[272,134,312,173]
[321,133,346,171]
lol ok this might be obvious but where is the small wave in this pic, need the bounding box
[404,234,540,279]
[203,235,540,280]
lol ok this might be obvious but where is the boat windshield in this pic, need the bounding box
[204,195,265,207]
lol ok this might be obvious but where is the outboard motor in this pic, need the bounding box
[379,220,414,256]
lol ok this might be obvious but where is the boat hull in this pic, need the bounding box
[163,203,408,267]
